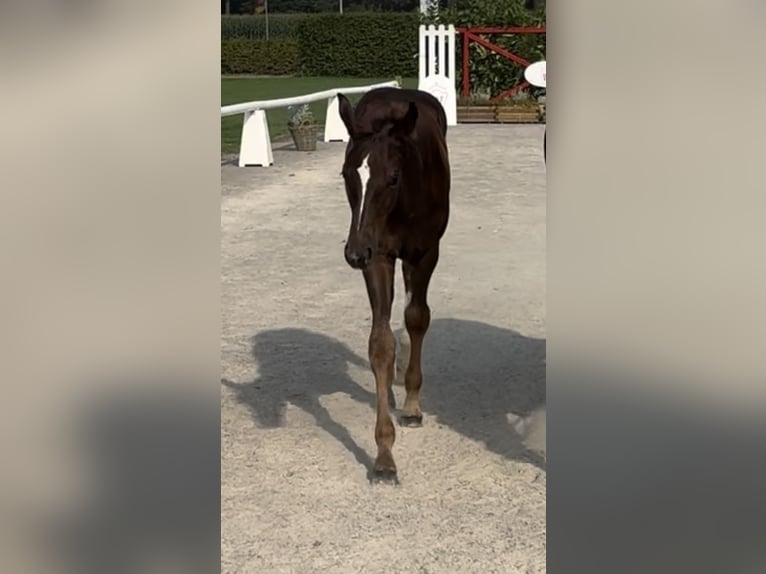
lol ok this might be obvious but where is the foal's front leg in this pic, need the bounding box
[363,256,397,481]
[400,248,438,427]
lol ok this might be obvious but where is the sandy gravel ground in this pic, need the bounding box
[221,124,547,574]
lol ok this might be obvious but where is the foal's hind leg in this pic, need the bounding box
[363,256,398,481]
[400,248,438,427]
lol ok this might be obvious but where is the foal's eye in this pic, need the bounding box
[387,173,400,187]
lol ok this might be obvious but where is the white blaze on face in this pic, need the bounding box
[356,154,370,230]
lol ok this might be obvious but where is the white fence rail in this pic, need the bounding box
[221,80,399,167]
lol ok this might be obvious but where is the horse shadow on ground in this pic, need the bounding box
[221,329,378,472]
[221,318,546,474]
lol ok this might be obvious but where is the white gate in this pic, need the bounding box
[418,24,458,127]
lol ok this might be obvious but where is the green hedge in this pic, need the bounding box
[220,6,545,88]
[266,0,419,11]
[222,15,307,40]
[296,13,420,77]
[225,0,419,14]
[221,39,299,75]
[222,13,420,78]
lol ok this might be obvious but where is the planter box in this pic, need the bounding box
[457,105,496,123]
[495,107,541,124]
[458,103,544,124]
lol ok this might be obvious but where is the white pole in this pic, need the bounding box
[265,0,269,41]
[340,0,343,14]
[437,24,446,76]
[418,25,426,83]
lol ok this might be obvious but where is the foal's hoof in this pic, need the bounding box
[399,413,423,427]
[372,467,399,485]
[371,452,398,484]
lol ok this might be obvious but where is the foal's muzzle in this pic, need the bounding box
[344,242,372,269]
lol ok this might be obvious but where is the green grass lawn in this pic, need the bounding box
[221,76,417,155]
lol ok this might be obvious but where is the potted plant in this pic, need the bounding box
[287,104,318,151]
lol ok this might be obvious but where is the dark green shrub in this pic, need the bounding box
[221,39,299,75]
[296,12,420,77]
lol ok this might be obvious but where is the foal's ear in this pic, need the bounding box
[337,93,355,138]
[393,101,418,137]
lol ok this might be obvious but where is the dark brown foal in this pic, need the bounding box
[337,87,450,482]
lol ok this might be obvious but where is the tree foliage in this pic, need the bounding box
[430,0,546,100]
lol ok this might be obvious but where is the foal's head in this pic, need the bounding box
[337,94,420,269]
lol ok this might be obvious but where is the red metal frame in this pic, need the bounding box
[458,26,546,104]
